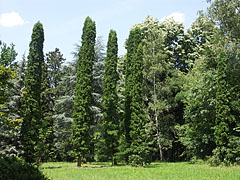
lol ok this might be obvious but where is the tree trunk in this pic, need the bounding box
[37,156,42,166]
[112,156,117,166]
[77,156,82,167]
[153,75,163,162]
[159,144,163,161]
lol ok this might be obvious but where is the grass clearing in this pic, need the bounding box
[41,162,240,180]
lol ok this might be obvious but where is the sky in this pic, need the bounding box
[0,0,209,62]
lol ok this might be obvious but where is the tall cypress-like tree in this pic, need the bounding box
[102,30,119,165]
[71,17,96,167]
[124,27,142,153]
[129,43,150,166]
[214,52,233,161]
[21,22,44,163]
[124,27,149,165]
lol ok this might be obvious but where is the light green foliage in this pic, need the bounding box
[21,21,45,164]
[0,42,17,67]
[71,16,96,166]
[136,16,186,161]
[208,0,240,40]
[176,14,220,160]
[178,58,217,159]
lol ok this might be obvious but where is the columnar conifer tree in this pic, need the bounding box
[21,22,44,163]
[72,17,96,167]
[102,30,119,165]
[124,27,149,165]
[124,27,142,150]
[214,52,233,161]
[129,43,150,166]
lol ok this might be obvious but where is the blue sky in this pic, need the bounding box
[0,0,209,62]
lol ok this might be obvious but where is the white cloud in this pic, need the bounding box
[0,12,25,27]
[160,12,184,24]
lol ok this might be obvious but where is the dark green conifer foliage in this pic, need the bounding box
[129,43,149,166]
[102,30,119,165]
[40,61,54,161]
[21,22,44,163]
[214,52,233,161]
[124,27,142,149]
[71,17,96,167]
[124,27,149,165]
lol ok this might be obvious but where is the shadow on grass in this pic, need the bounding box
[86,162,127,168]
[41,161,168,169]
[41,166,62,169]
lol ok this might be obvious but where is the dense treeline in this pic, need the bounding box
[0,0,239,168]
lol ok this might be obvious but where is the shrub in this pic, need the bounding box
[0,156,49,180]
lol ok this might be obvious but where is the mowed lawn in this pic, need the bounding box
[41,162,240,180]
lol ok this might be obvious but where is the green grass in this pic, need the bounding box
[41,162,240,180]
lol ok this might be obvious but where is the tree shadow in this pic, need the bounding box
[41,166,62,169]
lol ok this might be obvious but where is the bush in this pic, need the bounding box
[189,156,205,164]
[0,156,49,180]
[129,154,144,167]
[129,154,151,167]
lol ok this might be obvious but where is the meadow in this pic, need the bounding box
[41,162,240,180]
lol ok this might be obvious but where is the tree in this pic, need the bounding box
[207,0,240,40]
[42,48,65,161]
[176,15,218,160]
[214,51,233,162]
[71,16,96,167]
[46,48,66,91]
[53,62,76,161]
[40,60,54,161]
[135,16,187,162]
[129,43,150,166]
[102,30,119,165]
[0,43,17,68]
[122,27,142,162]
[207,0,240,164]
[91,36,106,161]
[0,42,18,157]
[124,27,150,166]
[20,21,44,164]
